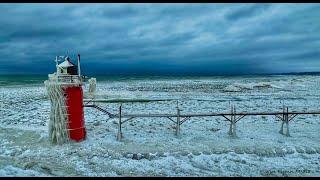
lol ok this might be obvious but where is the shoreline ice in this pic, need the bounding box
[0,75,320,176]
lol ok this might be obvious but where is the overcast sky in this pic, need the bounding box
[0,3,320,75]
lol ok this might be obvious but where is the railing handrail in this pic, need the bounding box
[56,74,81,77]
[49,74,83,84]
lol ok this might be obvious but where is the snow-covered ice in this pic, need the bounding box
[0,75,320,176]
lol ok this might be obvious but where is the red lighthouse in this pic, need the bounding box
[46,54,86,143]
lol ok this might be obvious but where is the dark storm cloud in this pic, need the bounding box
[225,4,271,21]
[0,3,319,75]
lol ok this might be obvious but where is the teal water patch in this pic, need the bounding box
[0,74,312,87]
[0,75,47,87]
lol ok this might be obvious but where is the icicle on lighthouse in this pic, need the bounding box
[44,54,86,144]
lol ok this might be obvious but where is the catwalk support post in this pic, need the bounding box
[228,104,237,138]
[176,102,181,137]
[117,104,123,141]
[278,105,290,137]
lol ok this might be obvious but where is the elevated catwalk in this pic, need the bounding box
[84,98,320,141]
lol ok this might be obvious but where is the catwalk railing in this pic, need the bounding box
[83,99,320,141]
[48,74,84,84]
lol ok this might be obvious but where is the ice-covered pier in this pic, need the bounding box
[83,99,320,141]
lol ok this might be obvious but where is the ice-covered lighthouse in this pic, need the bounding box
[44,54,86,144]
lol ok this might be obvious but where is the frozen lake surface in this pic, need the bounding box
[0,75,320,176]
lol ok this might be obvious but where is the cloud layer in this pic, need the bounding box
[0,3,319,75]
